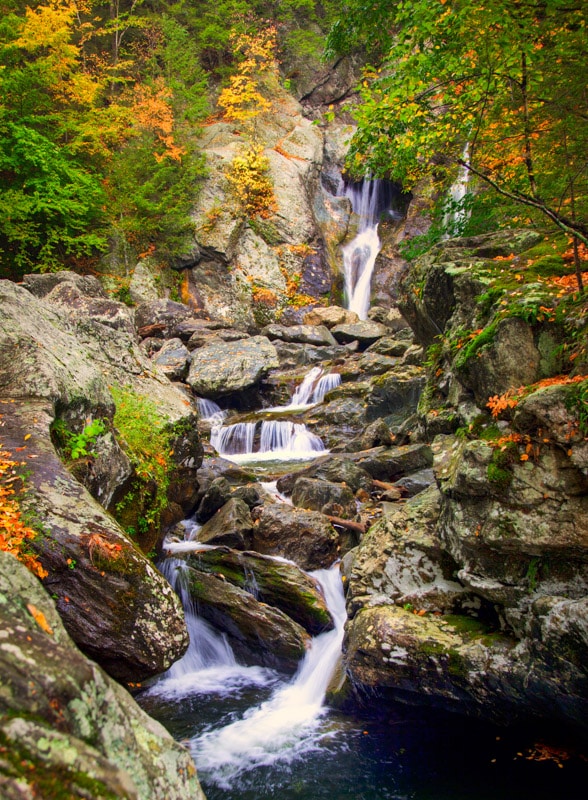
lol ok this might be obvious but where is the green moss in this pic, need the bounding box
[442,614,491,637]
[487,462,512,490]
[110,385,173,547]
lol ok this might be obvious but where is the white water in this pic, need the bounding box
[443,143,471,236]
[197,397,226,421]
[341,180,387,320]
[288,366,342,409]
[209,367,340,462]
[191,564,347,788]
[148,557,272,698]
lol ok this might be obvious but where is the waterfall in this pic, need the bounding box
[443,143,471,236]
[148,555,271,697]
[341,179,389,321]
[210,421,256,456]
[197,397,226,421]
[289,367,341,408]
[190,563,347,788]
[211,419,326,462]
[209,367,339,462]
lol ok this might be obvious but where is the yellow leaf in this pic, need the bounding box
[24,434,31,441]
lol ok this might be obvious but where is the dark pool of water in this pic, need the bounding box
[140,688,587,800]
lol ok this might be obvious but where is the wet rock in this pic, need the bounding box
[351,443,434,482]
[197,498,254,550]
[365,365,426,427]
[184,565,310,672]
[251,504,339,570]
[195,476,233,522]
[366,336,411,357]
[187,336,279,398]
[273,341,348,367]
[0,552,205,800]
[346,419,395,452]
[331,321,389,348]
[152,338,191,381]
[456,317,543,406]
[291,477,356,518]
[393,468,435,497]
[231,484,265,509]
[344,485,467,616]
[187,547,334,635]
[343,603,588,730]
[0,281,201,681]
[303,306,359,328]
[262,323,337,347]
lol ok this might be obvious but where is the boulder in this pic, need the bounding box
[346,419,395,452]
[197,497,254,550]
[187,547,334,635]
[273,341,348,368]
[262,324,337,347]
[303,306,359,328]
[22,271,107,299]
[344,485,468,616]
[343,604,588,730]
[151,338,191,381]
[0,552,205,800]
[40,282,135,334]
[135,299,193,336]
[184,565,310,671]
[365,366,426,427]
[331,321,389,348]
[195,476,233,522]
[0,280,201,681]
[351,443,434,482]
[291,476,356,518]
[251,504,340,570]
[187,335,279,398]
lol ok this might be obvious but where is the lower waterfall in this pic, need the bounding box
[145,544,347,792]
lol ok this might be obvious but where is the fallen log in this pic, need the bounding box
[325,515,366,535]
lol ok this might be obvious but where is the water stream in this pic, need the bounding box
[142,547,586,800]
[208,367,339,463]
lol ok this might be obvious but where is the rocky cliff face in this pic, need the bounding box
[339,230,588,731]
[0,551,205,800]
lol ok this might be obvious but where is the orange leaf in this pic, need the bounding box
[26,603,54,635]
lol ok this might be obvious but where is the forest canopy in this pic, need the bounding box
[327,0,587,250]
[0,0,337,279]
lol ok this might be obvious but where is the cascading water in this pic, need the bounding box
[443,143,471,237]
[342,179,398,320]
[144,520,349,794]
[209,367,340,462]
[288,366,342,408]
[191,564,347,788]
[197,397,226,421]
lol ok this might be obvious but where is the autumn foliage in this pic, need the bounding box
[0,441,47,579]
[487,374,587,418]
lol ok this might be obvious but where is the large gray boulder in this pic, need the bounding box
[0,280,200,681]
[197,497,254,549]
[251,503,340,570]
[187,335,279,397]
[0,552,205,800]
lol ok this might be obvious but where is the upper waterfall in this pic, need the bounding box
[340,179,401,320]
